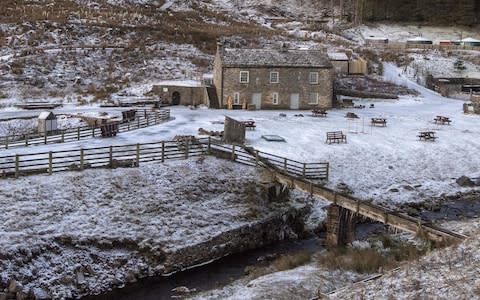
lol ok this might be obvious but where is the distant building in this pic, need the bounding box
[460,38,480,47]
[406,37,433,45]
[152,80,208,107]
[365,37,389,47]
[213,43,334,110]
[37,111,57,136]
[328,52,349,74]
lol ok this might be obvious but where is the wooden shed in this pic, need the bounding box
[37,111,57,136]
[223,116,245,145]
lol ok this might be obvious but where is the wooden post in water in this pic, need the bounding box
[48,152,53,175]
[15,154,19,178]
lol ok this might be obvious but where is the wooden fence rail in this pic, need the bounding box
[0,137,329,180]
[0,109,170,150]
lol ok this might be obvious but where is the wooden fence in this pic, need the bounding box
[0,109,170,150]
[0,137,329,180]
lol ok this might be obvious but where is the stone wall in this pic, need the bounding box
[220,67,333,110]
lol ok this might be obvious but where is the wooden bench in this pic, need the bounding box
[326,131,347,144]
[371,118,387,127]
[312,108,328,117]
[434,115,451,125]
[418,131,437,141]
[242,120,256,130]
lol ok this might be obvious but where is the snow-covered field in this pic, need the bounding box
[0,156,318,298]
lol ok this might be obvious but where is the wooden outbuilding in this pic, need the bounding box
[37,111,57,136]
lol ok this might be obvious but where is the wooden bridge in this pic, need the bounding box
[245,147,467,245]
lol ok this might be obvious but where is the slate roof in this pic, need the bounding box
[220,48,332,68]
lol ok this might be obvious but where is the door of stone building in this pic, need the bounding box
[172,91,181,105]
[290,93,299,109]
[251,93,261,109]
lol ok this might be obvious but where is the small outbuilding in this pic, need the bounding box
[223,116,245,145]
[151,80,208,107]
[461,38,480,47]
[406,37,432,45]
[328,52,349,74]
[365,37,389,47]
[37,111,57,136]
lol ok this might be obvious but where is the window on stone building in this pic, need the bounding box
[270,72,279,83]
[233,92,240,104]
[308,93,318,105]
[239,71,249,83]
[309,72,319,84]
[272,92,279,105]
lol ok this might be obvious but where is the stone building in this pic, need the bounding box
[152,80,208,106]
[213,44,334,110]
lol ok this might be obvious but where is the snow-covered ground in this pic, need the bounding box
[3,64,478,207]
[0,156,317,298]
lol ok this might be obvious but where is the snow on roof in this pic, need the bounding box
[461,37,480,43]
[221,48,332,68]
[366,36,388,40]
[156,79,203,87]
[407,36,432,42]
[327,52,349,61]
[38,111,55,120]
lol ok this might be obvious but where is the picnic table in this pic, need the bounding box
[418,131,437,141]
[242,120,256,130]
[371,118,387,127]
[434,115,451,125]
[326,131,347,144]
[312,108,328,117]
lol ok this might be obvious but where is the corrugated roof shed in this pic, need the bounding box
[221,48,332,68]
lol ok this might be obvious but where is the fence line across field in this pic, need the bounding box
[0,109,171,150]
[0,137,329,180]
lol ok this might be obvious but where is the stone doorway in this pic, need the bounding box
[172,91,181,105]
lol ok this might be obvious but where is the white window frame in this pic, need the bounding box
[270,71,279,84]
[308,93,318,105]
[272,92,279,105]
[233,92,240,105]
[239,71,249,83]
[309,72,319,84]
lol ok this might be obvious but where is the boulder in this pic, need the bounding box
[456,176,475,187]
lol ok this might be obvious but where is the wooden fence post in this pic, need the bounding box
[185,141,189,159]
[61,131,65,143]
[127,122,130,131]
[15,154,19,178]
[80,149,84,170]
[144,109,147,118]
[5,136,8,149]
[92,128,95,137]
[255,150,259,166]
[161,141,165,162]
[231,145,236,161]
[137,117,140,128]
[48,152,53,175]
[44,133,47,144]
[109,146,113,168]
[136,144,140,167]
[302,163,306,178]
[77,127,80,140]
[326,162,329,180]
[146,116,149,126]
[25,134,29,147]
[207,136,211,154]
[284,158,287,171]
